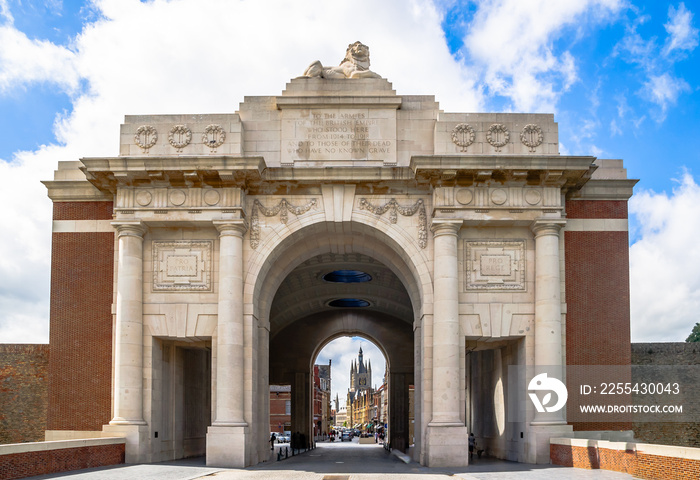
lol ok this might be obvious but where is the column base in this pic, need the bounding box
[206,425,249,467]
[526,424,573,464]
[102,423,150,463]
[425,423,469,467]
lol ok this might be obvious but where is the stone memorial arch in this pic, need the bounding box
[43,43,636,468]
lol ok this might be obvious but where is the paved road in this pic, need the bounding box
[24,439,639,480]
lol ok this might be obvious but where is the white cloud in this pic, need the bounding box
[0,0,479,343]
[0,0,12,23]
[663,2,699,57]
[610,118,622,136]
[629,172,700,342]
[0,145,56,343]
[461,0,624,112]
[640,72,691,120]
[613,4,696,123]
[613,16,657,71]
[315,336,387,409]
[0,24,80,94]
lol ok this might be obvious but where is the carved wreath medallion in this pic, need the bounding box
[202,124,226,152]
[451,123,476,152]
[168,125,192,152]
[134,125,158,152]
[486,124,509,152]
[520,124,543,152]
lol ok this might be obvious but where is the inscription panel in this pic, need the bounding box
[153,241,212,291]
[166,255,197,277]
[480,255,512,276]
[466,240,526,291]
[281,109,396,164]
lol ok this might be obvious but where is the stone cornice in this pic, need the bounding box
[79,156,267,194]
[568,178,639,201]
[67,153,618,201]
[276,96,402,109]
[410,155,597,193]
[41,180,113,202]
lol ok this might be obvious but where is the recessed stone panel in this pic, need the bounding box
[466,240,526,290]
[281,108,396,164]
[153,241,212,291]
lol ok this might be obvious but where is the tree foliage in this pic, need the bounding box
[686,323,700,342]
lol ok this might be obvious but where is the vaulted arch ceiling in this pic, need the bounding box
[269,253,413,334]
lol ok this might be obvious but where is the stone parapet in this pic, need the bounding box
[551,437,700,479]
[0,438,125,480]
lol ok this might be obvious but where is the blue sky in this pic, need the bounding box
[0,0,699,349]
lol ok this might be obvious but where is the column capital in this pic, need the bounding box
[431,219,462,237]
[530,218,566,237]
[111,221,146,238]
[213,219,248,237]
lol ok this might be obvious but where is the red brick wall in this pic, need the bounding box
[0,345,49,444]
[564,230,631,365]
[565,200,628,220]
[0,443,124,480]
[52,202,114,221]
[47,202,114,432]
[270,390,291,433]
[551,443,700,480]
[565,199,631,431]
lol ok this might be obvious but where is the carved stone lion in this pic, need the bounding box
[303,41,381,79]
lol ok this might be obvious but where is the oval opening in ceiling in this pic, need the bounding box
[328,298,370,308]
[322,270,372,283]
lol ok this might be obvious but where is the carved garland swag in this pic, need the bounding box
[250,198,317,249]
[247,197,427,250]
[359,198,427,249]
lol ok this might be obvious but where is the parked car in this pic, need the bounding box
[278,433,290,443]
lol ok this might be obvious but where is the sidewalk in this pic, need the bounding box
[23,441,640,480]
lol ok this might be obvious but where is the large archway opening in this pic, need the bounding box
[255,220,425,461]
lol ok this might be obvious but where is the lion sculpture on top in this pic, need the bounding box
[303,41,381,79]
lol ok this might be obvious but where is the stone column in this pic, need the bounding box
[528,219,572,463]
[426,220,468,467]
[111,221,147,425]
[207,220,249,467]
[291,372,311,448]
[389,372,409,452]
[530,219,567,424]
[103,221,148,463]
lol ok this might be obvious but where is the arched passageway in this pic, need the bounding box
[270,312,413,451]
[251,220,427,460]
